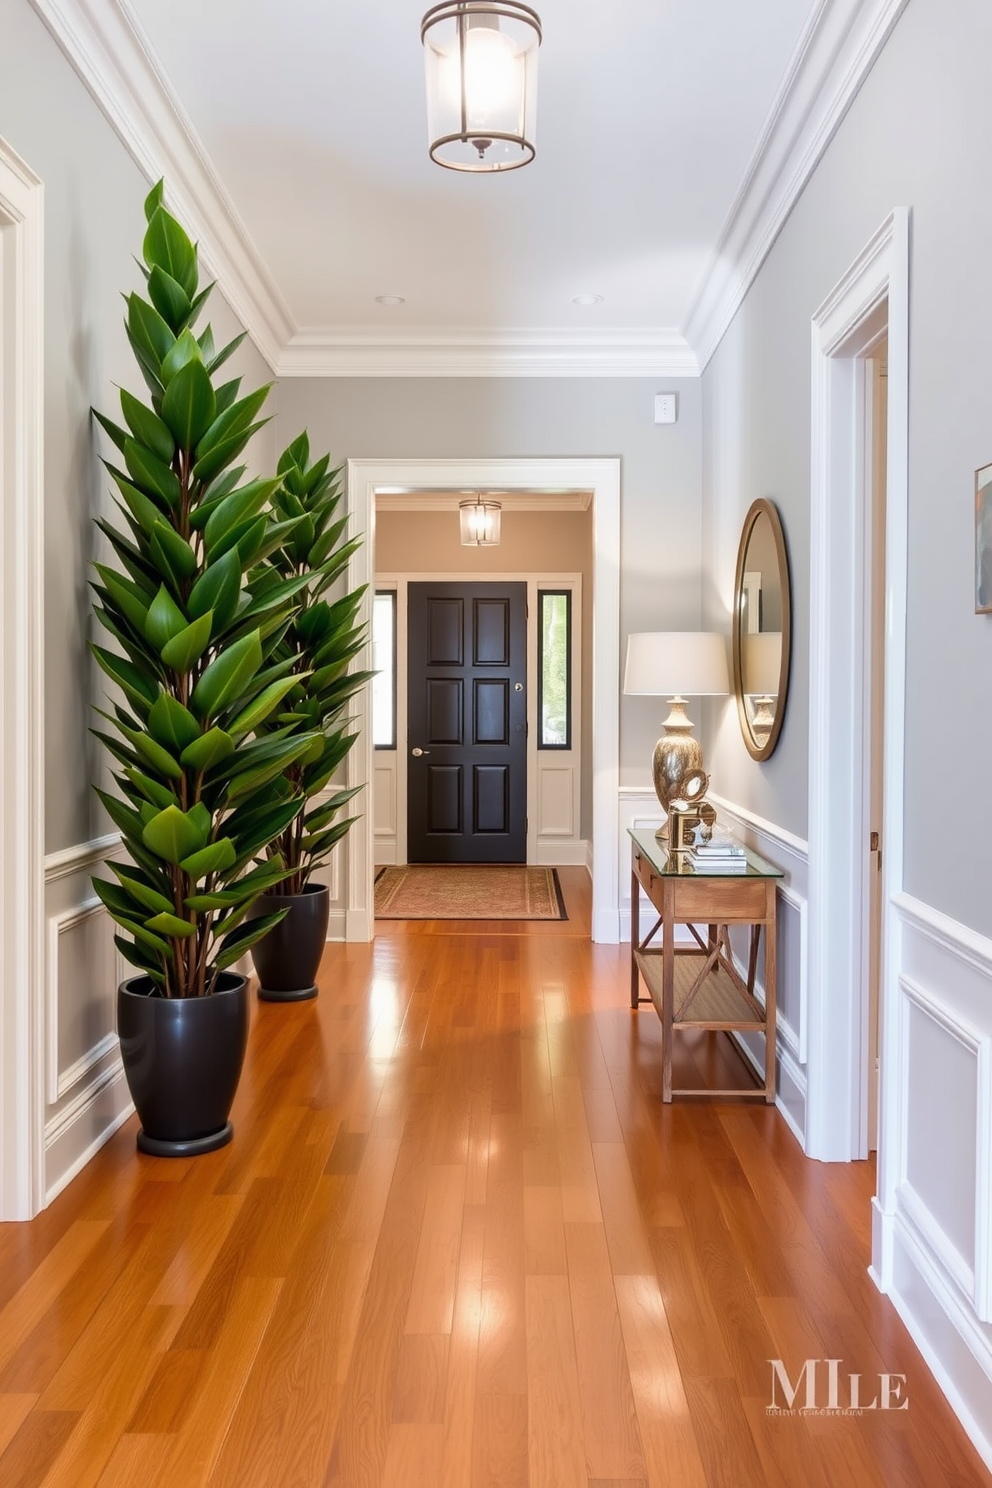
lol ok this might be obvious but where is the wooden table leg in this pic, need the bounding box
[662,882,675,1102]
[764,890,777,1105]
[747,923,761,993]
[630,863,641,1009]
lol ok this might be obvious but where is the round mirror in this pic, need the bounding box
[732,499,791,761]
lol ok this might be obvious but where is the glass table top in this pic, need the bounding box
[628,825,784,879]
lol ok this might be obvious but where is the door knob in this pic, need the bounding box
[411,747,430,757]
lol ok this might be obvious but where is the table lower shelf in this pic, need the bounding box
[633,948,765,1030]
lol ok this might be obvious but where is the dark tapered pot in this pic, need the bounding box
[248,882,329,1002]
[117,972,249,1157]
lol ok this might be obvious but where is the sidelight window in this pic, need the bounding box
[372,590,396,748]
[538,589,571,749]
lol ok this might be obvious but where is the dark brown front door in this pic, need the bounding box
[407,581,527,863]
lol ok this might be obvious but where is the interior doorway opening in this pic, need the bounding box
[347,459,622,945]
[806,209,909,1194]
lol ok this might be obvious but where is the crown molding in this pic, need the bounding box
[28,0,295,371]
[681,0,910,372]
[277,327,699,379]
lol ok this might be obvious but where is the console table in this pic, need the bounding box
[628,826,783,1102]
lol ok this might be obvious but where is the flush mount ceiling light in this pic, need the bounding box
[459,494,502,545]
[421,2,542,173]
[572,293,604,306]
[375,294,406,305]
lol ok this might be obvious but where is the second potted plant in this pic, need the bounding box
[248,434,373,1000]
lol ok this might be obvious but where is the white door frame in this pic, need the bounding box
[376,571,584,868]
[346,458,621,942]
[0,139,46,1220]
[806,208,909,1166]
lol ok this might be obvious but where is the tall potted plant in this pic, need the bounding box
[91,183,318,1154]
[247,434,372,1000]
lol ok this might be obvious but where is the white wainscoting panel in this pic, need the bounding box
[43,837,133,1202]
[869,893,992,1474]
[373,756,398,865]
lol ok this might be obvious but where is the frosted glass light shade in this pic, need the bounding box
[422,2,541,172]
[742,631,782,696]
[459,497,501,545]
[623,632,730,697]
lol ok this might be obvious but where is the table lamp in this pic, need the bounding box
[623,632,730,829]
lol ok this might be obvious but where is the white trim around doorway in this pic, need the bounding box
[346,458,621,943]
[0,139,45,1221]
[806,208,909,1167]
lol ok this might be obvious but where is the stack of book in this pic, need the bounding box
[687,832,748,873]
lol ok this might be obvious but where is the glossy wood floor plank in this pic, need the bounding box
[1,866,990,1487]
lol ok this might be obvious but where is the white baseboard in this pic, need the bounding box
[326,908,349,942]
[45,1058,133,1204]
[536,838,589,868]
[730,1027,807,1151]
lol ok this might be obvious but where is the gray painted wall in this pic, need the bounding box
[701,0,992,936]
[274,376,703,794]
[1,0,275,855]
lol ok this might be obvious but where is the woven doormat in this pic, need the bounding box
[374,865,567,921]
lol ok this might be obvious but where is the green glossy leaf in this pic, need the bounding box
[213,910,287,970]
[160,611,213,671]
[226,676,303,738]
[147,692,200,752]
[179,838,237,880]
[93,409,129,455]
[161,328,202,386]
[191,423,267,486]
[179,726,234,772]
[149,521,197,586]
[145,912,196,938]
[213,378,241,416]
[107,469,169,533]
[196,386,270,464]
[132,731,183,780]
[143,180,165,222]
[126,292,175,371]
[94,566,150,635]
[209,515,267,567]
[190,629,262,721]
[124,768,178,810]
[203,477,279,555]
[206,331,247,377]
[142,805,204,864]
[143,205,197,298]
[120,388,175,465]
[124,437,181,509]
[147,263,192,331]
[188,549,242,633]
[110,864,174,916]
[89,645,159,711]
[144,585,187,650]
[161,358,217,450]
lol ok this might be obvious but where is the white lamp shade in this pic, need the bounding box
[422,2,541,173]
[742,631,782,695]
[623,632,729,697]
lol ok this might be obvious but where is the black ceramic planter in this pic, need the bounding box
[117,972,249,1157]
[248,883,329,1002]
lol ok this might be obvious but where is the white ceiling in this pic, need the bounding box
[125,0,814,347]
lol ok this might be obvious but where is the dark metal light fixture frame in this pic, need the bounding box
[421,1,542,173]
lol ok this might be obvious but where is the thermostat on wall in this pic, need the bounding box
[654,392,678,425]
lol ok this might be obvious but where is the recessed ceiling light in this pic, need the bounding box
[572,293,604,306]
[375,294,405,306]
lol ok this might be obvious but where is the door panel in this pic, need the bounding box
[409,581,527,862]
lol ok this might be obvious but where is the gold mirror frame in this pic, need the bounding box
[732,498,792,762]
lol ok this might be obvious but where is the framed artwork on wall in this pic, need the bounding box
[976,463,992,612]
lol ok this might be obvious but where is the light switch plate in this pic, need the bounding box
[654,392,677,424]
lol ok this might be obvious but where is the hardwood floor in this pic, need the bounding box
[1,866,988,1486]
